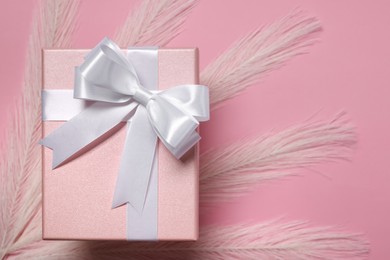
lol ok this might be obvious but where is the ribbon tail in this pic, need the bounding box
[111,106,158,213]
[40,101,137,169]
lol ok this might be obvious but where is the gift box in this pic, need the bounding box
[41,39,208,241]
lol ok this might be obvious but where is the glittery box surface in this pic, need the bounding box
[42,49,199,241]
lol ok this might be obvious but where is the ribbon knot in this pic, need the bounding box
[133,87,154,107]
[40,38,210,213]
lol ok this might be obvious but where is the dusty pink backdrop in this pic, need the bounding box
[1,0,389,258]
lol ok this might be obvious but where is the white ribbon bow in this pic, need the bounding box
[40,38,209,212]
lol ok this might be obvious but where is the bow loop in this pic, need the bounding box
[159,84,210,121]
[146,95,199,157]
[74,38,142,103]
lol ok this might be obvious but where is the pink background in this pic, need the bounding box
[0,0,389,258]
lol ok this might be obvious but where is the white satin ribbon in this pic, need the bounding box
[40,38,209,238]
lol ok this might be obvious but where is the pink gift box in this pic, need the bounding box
[42,48,199,241]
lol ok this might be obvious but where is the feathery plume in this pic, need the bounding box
[12,221,368,260]
[200,113,356,204]
[114,0,198,47]
[0,0,79,258]
[201,10,321,108]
